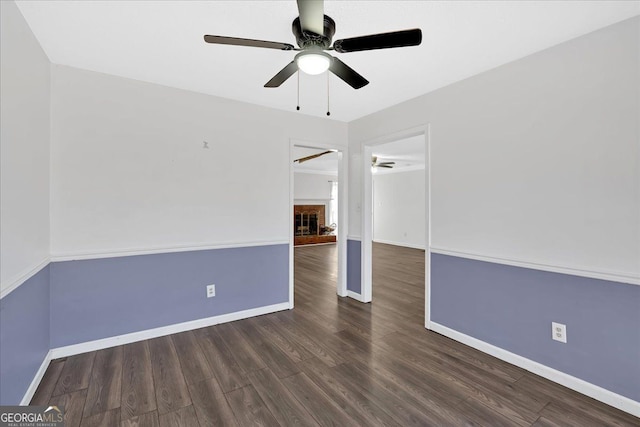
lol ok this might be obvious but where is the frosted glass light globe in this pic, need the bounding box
[296,51,331,75]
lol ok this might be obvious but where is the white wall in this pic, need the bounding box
[349,16,640,282]
[293,172,335,202]
[293,172,335,221]
[50,66,347,257]
[0,1,51,293]
[373,169,425,249]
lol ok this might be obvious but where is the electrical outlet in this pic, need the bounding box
[552,322,567,343]
[206,284,216,298]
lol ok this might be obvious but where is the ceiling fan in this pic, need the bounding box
[372,155,395,169]
[294,150,334,164]
[204,0,422,90]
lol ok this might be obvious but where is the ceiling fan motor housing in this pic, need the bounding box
[292,15,336,49]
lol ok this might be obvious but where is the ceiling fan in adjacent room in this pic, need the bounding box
[203,0,422,90]
[294,150,334,164]
[372,155,395,169]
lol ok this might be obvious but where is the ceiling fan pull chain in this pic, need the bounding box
[326,72,331,116]
[296,71,300,111]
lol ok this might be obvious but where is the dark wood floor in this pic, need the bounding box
[31,243,638,426]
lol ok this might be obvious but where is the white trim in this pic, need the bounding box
[372,164,425,175]
[50,302,290,359]
[1,257,50,299]
[20,350,53,405]
[430,247,640,286]
[337,149,348,297]
[362,125,431,305]
[362,144,374,303]
[294,199,330,203]
[424,129,432,330]
[347,290,367,302]
[373,239,426,250]
[290,139,348,301]
[293,168,338,176]
[347,235,361,241]
[289,142,296,309]
[50,240,290,262]
[430,322,640,417]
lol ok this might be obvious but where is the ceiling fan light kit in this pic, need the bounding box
[204,0,422,90]
[295,51,331,75]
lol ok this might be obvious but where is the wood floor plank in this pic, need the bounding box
[121,341,157,420]
[455,397,524,427]
[188,377,239,427]
[83,345,123,418]
[225,384,280,427]
[251,315,315,363]
[171,330,214,385]
[48,389,87,427]
[332,362,446,427]
[31,359,65,405]
[158,406,200,427]
[148,336,191,415]
[233,319,300,379]
[247,368,319,427]
[531,416,567,427]
[298,357,401,426]
[52,352,96,396]
[281,372,358,426]
[214,322,266,373]
[269,311,350,367]
[340,361,475,426]
[121,411,160,427]
[80,408,120,427]
[193,326,249,393]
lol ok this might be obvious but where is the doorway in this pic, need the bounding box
[361,126,431,328]
[289,142,347,308]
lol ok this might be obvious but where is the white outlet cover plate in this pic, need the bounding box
[552,322,567,343]
[206,284,216,298]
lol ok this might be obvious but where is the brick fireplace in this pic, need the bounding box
[294,204,337,246]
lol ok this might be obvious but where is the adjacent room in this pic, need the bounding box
[2,0,639,425]
[370,136,426,325]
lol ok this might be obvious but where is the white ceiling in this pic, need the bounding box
[16,1,640,122]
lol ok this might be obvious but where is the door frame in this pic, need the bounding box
[360,124,432,329]
[289,139,348,309]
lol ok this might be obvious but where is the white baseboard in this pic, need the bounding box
[49,302,290,359]
[429,322,640,418]
[373,239,426,250]
[347,290,368,303]
[20,350,53,405]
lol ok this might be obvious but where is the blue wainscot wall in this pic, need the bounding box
[0,266,50,405]
[347,239,362,294]
[0,243,289,404]
[50,244,289,348]
[431,253,640,402]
